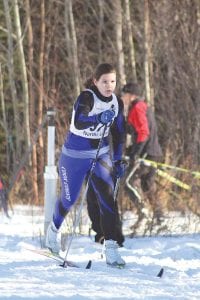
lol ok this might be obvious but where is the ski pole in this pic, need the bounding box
[114,177,120,202]
[113,159,128,201]
[61,125,107,268]
[125,159,142,202]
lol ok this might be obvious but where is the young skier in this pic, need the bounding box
[46,63,126,266]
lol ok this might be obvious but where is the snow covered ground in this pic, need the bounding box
[0,205,200,299]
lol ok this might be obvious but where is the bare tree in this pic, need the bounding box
[36,0,46,202]
[113,0,126,87]
[0,63,10,172]
[25,0,39,204]
[3,0,20,161]
[144,0,154,106]
[124,0,137,82]
[97,0,104,64]
[13,0,31,151]
[64,0,80,98]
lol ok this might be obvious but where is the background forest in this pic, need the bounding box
[0,0,199,229]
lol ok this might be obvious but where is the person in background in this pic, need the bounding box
[0,177,4,200]
[121,82,163,222]
[46,63,126,267]
[0,177,8,217]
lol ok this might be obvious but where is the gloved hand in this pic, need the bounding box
[98,110,115,124]
[125,146,132,157]
[113,160,127,178]
[129,142,146,160]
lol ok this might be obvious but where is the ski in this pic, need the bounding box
[128,266,164,277]
[25,247,92,269]
[107,263,163,275]
[24,246,163,275]
[107,262,126,269]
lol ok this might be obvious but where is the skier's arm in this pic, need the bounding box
[128,101,150,158]
[74,91,114,129]
[128,102,149,143]
[110,98,126,161]
[74,91,97,129]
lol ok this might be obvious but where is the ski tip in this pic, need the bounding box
[60,261,68,268]
[86,260,92,269]
[157,267,164,278]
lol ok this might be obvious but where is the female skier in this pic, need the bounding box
[46,63,126,266]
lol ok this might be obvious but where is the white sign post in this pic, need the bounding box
[44,109,58,238]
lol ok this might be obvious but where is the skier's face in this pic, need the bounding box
[94,72,116,97]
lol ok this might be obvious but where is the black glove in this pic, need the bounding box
[125,146,132,157]
[129,142,146,160]
[113,160,128,178]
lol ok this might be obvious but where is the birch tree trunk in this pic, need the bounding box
[64,0,80,98]
[0,64,10,172]
[195,0,200,146]
[193,0,200,163]
[113,0,126,87]
[64,1,72,58]
[97,0,104,64]
[144,0,154,106]
[13,0,31,152]
[25,0,39,204]
[3,0,20,161]
[37,0,45,202]
[125,0,137,82]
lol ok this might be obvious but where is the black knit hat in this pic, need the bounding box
[122,82,140,95]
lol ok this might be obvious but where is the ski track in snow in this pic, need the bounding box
[0,206,200,299]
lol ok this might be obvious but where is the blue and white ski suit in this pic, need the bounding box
[53,86,125,241]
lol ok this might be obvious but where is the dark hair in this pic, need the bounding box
[122,82,140,95]
[84,63,116,88]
